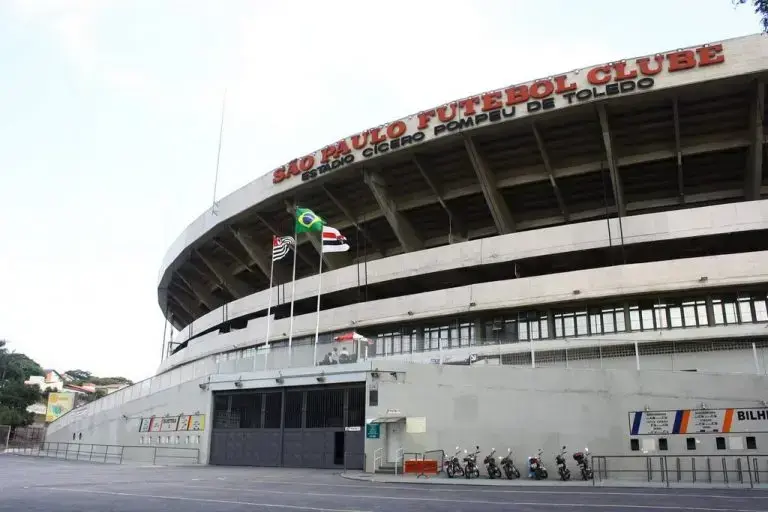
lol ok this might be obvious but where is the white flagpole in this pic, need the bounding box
[260,239,276,372]
[313,236,324,366]
[287,213,299,366]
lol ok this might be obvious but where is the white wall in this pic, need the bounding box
[159,249,768,373]
[167,200,768,349]
[45,376,213,465]
[365,362,768,476]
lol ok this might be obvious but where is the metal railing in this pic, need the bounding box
[373,447,383,472]
[395,447,404,475]
[6,441,200,465]
[48,332,768,437]
[591,453,768,488]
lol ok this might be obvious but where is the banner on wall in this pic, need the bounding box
[629,408,768,435]
[140,414,206,432]
[45,392,75,423]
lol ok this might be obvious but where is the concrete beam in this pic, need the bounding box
[463,135,516,234]
[597,104,626,217]
[532,123,569,221]
[746,80,765,200]
[363,169,425,252]
[253,212,315,269]
[322,185,387,255]
[283,200,352,270]
[412,155,468,242]
[174,269,216,310]
[672,98,685,204]
[167,286,205,319]
[230,227,273,279]
[212,237,259,279]
[195,249,251,299]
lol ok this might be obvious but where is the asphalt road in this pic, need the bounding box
[2,455,768,512]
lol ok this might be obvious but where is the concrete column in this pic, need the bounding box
[363,169,424,253]
[463,135,516,234]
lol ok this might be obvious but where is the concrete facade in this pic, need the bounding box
[364,362,768,474]
[164,199,768,360]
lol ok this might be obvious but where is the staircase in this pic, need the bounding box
[375,462,399,474]
[373,447,404,475]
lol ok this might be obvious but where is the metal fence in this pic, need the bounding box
[0,425,9,453]
[6,441,200,465]
[591,453,768,488]
[47,333,768,438]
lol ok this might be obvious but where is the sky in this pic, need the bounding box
[0,0,762,382]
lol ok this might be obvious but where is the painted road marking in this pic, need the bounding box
[148,484,767,511]
[151,480,768,500]
[44,488,370,512]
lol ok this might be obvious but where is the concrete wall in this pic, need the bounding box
[45,376,213,465]
[157,34,768,313]
[159,248,768,374]
[166,199,768,353]
[364,362,768,475]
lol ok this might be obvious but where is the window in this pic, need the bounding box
[715,437,726,450]
[747,436,757,450]
[630,439,640,451]
[686,437,697,450]
[589,306,625,335]
[658,438,668,451]
[712,297,738,325]
[369,389,378,407]
[517,311,548,341]
[553,309,587,338]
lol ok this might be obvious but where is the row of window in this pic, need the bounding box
[373,293,768,356]
[211,292,768,362]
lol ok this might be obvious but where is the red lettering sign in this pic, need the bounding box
[272,44,726,184]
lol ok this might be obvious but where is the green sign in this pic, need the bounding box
[366,423,380,439]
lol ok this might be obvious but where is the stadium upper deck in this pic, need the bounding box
[157,34,768,332]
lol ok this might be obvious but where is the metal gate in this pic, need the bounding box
[209,383,365,468]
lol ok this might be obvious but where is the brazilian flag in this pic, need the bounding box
[295,207,325,233]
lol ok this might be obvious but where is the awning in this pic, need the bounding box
[369,416,405,424]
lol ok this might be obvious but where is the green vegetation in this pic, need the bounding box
[734,0,768,31]
[0,340,43,427]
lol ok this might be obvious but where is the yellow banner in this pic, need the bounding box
[46,392,75,422]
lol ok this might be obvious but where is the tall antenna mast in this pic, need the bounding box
[211,89,227,215]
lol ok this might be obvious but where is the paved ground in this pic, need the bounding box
[2,455,768,512]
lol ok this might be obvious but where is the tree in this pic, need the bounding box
[735,0,768,32]
[63,369,92,383]
[0,340,43,427]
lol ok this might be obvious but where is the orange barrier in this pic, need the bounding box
[403,459,439,474]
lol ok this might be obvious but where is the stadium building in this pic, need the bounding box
[47,34,768,474]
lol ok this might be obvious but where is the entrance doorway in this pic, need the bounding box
[209,383,365,469]
[334,431,345,466]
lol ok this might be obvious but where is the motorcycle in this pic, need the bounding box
[483,448,502,479]
[500,448,521,479]
[462,445,481,479]
[555,446,571,481]
[444,446,465,478]
[573,447,593,480]
[529,449,548,480]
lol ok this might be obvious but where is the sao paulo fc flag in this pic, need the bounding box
[321,226,350,253]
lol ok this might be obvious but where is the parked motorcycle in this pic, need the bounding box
[529,449,548,480]
[500,448,521,479]
[462,446,481,479]
[573,447,593,480]
[444,446,465,478]
[554,446,571,481]
[483,448,502,479]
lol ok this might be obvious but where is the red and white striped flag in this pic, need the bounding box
[321,226,349,253]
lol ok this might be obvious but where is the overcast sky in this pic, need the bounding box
[0,0,761,382]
